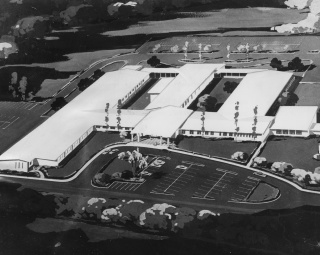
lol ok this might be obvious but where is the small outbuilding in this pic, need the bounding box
[270,106,318,137]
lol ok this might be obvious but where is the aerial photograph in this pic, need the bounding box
[1,0,320,254]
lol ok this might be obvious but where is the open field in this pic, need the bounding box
[177,137,259,161]
[259,136,320,172]
[39,49,134,72]
[103,8,305,36]
[294,83,320,106]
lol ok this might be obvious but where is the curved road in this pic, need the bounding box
[1,144,320,214]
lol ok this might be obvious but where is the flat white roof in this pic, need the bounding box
[105,109,150,127]
[132,106,193,138]
[148,78,174,94]
[181,111,274,134]
[218,70,293,119]
[146,64,225,109]
[271,106,318,131]
[0,70,150,163]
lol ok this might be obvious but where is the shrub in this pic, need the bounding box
[253,157,267,167]
[197,94,217,111]
[231,151,249,161]
[223,81,238,94]
[93,173,112,185]
[121,170,134,180]
[288,57,304,71]
[51,97,67,111]
[270,58,282,70]
[147,56,160,67]
[271,162,293,175]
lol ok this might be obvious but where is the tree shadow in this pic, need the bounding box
[0,66,77,101]
[151,171,167,179]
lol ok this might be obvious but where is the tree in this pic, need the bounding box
[11,72,18,85]
[105,103,110,128]
[304,174,311,186]
[288,57,304,71]
[252,105,258,139]
[18,76,27,100]
[286,92,299,106]
[120,131,128,140]
[51,97,67,111]
[253,157,267,167]
[118,150,148,177]
[231,151,249,161]
[77,78,92,91]
[147,56,161,67]
[234,101,240,138]
[270,58,282,70]
[201,109,205,134]
[117,99,122,130]
[223,81,238,94]
[92,69,105,80]
[118,5,134,17]
[197,94,217,111]
[93,173,111,185]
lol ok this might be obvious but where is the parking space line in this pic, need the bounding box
[120,183,130,190]
[124,184,134,190]
[107,182,117,189]
[113,182,123,189]
[28,103,38,110]
[2,116,19,129]
[130,184,139,191]
[150,191,174,196]
[132,184,141,191]
[216,168,238,175]
[182,161,205,167]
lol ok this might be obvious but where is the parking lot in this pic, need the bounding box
[230,176,260,202]
[96,147,266,203]
[104,180,145,192]
[0,114,20,129]
[192,168,237,200]
[0,101,39,111]
[150,160,204,196]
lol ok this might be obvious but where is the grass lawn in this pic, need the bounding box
[103,8,305,36]
[46,132,123,178]
[35,76,73,97]
[102,158,132,176]
[259,136,320,172]
[177,137,259,160]
[209,78,240,109]
[294,83,320,107]
[37,49,134,72]
[247,182,279,202]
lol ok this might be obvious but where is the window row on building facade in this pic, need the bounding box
[180,130,259,137]
[121,78,149,103]
[275,129,303,135]
[150,73,178,78]
[57,126,94,163]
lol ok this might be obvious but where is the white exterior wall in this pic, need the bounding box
[0,160,29,172]
[56,126,95,165]
[150,94,158,102]
[120,77,151,106]
[181,71,216,108]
